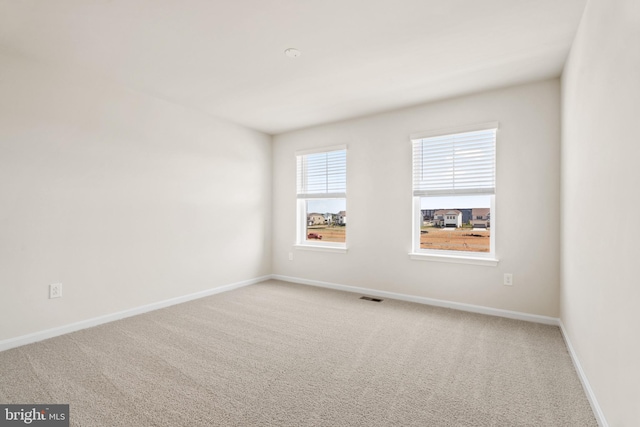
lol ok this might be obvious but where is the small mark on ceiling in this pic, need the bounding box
[284,48,301,58]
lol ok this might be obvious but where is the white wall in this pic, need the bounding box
[561,0,640,425]
[0,52,272,342]
[273,79,561,317]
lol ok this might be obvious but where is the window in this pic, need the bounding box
[296,146,347,251]
[410,123,498,264]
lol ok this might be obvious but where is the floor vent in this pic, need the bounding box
[360,296,383,302]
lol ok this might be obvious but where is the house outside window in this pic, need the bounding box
[296,146,347,251]
[410,123,498,265]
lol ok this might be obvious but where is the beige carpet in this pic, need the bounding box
[0,280,596,426]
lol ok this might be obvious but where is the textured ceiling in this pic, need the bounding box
[0,0,587,134]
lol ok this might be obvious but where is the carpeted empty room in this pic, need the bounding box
[3,0,639,425]
[0,280,596,426]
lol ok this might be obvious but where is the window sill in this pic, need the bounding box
[409,252,499,266]
[294,244,348,254]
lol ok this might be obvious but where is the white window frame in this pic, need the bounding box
[409,122,499,266]
[295,145,347,253]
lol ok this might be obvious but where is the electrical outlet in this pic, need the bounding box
[503,273,513,286]
[288,252,294,261]
[49,283,62,299]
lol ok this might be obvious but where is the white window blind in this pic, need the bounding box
[412,128,496,196]
[297,148,346,199]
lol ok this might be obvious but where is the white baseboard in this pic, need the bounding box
[0,275,270,353]
[559,320,608,427]
[270,274,560,325]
